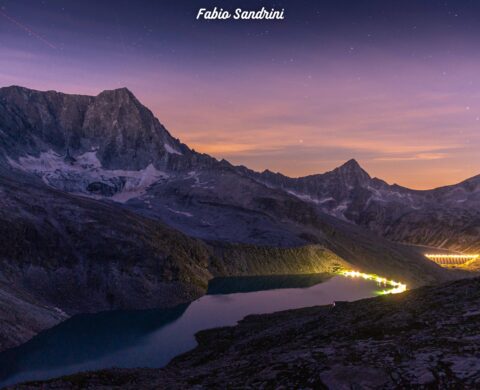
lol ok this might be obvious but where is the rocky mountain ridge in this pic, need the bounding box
[0,85,218,199]
[2,85,478,253]
[239,159,480,252]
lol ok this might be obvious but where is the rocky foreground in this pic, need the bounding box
[15,276,480,389]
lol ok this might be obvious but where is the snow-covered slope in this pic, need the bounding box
[8,149,169,202]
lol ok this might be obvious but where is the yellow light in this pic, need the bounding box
[424,254,479,267]
[339,270,407,294]
[425,254,479,259]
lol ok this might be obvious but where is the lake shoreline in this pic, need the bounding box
[0,272,395,387]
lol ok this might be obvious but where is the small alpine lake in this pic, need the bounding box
[0,273,402,387]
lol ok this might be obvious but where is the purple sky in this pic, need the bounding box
[0,0,479,189]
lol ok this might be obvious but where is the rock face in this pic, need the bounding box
[0,173,214,350]
[0,174,213,313]
[0,86,186,170]
[22,276,480,389]
[0,282,67,352]
[239,160,480,252]
[0,86,205,199]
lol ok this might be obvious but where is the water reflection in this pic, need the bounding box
[0,305,189,387]
[207,273,332,294]
[0,274,382,387]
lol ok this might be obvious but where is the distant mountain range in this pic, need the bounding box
[0,85,473,350]
[239,159,480,253]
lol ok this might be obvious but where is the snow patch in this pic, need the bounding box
[333,201,349,213]
[164,143,182,155]
[8,150,168,203]
[286,190,333,205]
[185,170,214,189]
[331,201,350,221]
[166,207,193,217]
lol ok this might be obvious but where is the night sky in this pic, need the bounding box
[1,0,479,189]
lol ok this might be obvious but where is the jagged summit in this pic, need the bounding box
[331,158,371,185]
[335,158,368,174]
[96,87,137,100]
[0,85,48,94]
[0,85,92,102]
[0,85,135,98]
[99,86,133,94]
[0,85,33,93]
[0,85,189,172]
[338,158,361,170]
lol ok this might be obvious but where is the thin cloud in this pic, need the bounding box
[374,153,449,161]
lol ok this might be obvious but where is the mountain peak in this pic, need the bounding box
[332,158,371,185]
[336,159,367,175]
[0,85,29,93]
[340,158,361,170]
[96,87,137,102]
[0,85,184,171]
[100,87,133,95]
